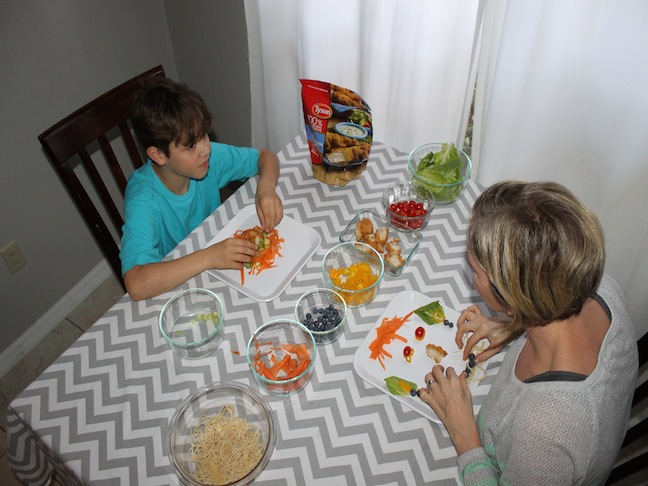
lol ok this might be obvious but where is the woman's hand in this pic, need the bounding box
[418,366,481,455]
[456,305,514,363]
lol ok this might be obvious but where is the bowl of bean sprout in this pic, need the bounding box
[168,381,276,485]
[159,288,225,360]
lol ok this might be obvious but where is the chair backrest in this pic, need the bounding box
[38,65,166,289]
[606,331,648,484]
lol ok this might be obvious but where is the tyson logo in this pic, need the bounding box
[312,103,332,119]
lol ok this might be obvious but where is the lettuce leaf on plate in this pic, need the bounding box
[414,300,446,325]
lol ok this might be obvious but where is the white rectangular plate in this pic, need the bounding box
[205,205,321,302]
[353,290,486,424]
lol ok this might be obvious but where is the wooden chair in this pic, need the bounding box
[38,66,166,289]
[606,331,648,484]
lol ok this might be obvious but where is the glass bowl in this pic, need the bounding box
[322,242,384,307]
[159,288,225,360]
[247,319,317,397]
[408,142,472,204]
[382,180,435,230]
[339,209,421,277]
[167,381,276,486]
[295,288,347,345]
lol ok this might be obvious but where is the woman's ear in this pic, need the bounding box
[490,281,512,315]
[146,146,166,166]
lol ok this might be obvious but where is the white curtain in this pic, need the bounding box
[246,0,648,338]
[244,0,481,154]
[472,0,648,339]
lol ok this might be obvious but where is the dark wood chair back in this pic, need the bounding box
[38,66,166,289]
[606,331,648,484]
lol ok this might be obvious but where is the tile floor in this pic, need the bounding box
[0,273,124,486]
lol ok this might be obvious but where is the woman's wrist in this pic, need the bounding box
[449,423,482,456]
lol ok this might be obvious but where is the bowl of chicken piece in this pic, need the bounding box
[339,209,422,277]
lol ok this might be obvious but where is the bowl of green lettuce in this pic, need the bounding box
[407,142,472,204]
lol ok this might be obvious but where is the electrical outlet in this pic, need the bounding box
[1,240,28,274]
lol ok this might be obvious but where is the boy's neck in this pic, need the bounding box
[152,163,190,195]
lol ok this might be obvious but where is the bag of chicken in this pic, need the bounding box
[300,79,373,186]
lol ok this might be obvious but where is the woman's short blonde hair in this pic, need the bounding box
[468,181,605,332]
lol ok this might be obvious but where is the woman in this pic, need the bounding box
[418,181,637,484]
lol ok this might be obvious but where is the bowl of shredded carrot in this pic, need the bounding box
[322,242,385,307]
[159,288,225,360]
[247,319,317,397]
[168,381,276,486]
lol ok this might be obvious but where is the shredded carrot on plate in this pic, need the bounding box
[234,226,284,285]
[369,310,416,370]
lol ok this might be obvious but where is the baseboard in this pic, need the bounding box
[0,260,112,379]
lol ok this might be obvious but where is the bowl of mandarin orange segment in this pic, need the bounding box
[322,241,385,308]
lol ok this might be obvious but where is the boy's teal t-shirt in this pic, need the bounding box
[120,142,259,275]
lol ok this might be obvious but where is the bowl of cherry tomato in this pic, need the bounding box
[382,181,435,231]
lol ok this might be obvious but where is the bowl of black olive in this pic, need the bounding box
[295,288,347,345]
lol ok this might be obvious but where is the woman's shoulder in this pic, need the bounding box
[597,274,624,305]
[513,383,599,431]
[597,274,637,361]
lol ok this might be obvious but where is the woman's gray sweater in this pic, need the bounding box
[458,275,638,485]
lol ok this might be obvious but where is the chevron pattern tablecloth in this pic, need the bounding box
[7,135,503,485]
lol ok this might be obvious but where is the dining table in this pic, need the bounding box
[7,134,505,485]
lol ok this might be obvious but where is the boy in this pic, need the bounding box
[120,78,283,301]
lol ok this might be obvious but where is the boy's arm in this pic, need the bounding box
[124,238,258,301]
[255,149,283,231]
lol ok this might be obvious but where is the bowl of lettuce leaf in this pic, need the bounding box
[408,142,472,204]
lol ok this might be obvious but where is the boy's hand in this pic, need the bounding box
[124,238,259,301]
[255,149,283,231]
[256,189,283,231]
[204,237,258,269]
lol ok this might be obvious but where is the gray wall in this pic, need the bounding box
[0,1,251,359]
[165,1,251,147]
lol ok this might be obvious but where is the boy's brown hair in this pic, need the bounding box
[131,77,214,157]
